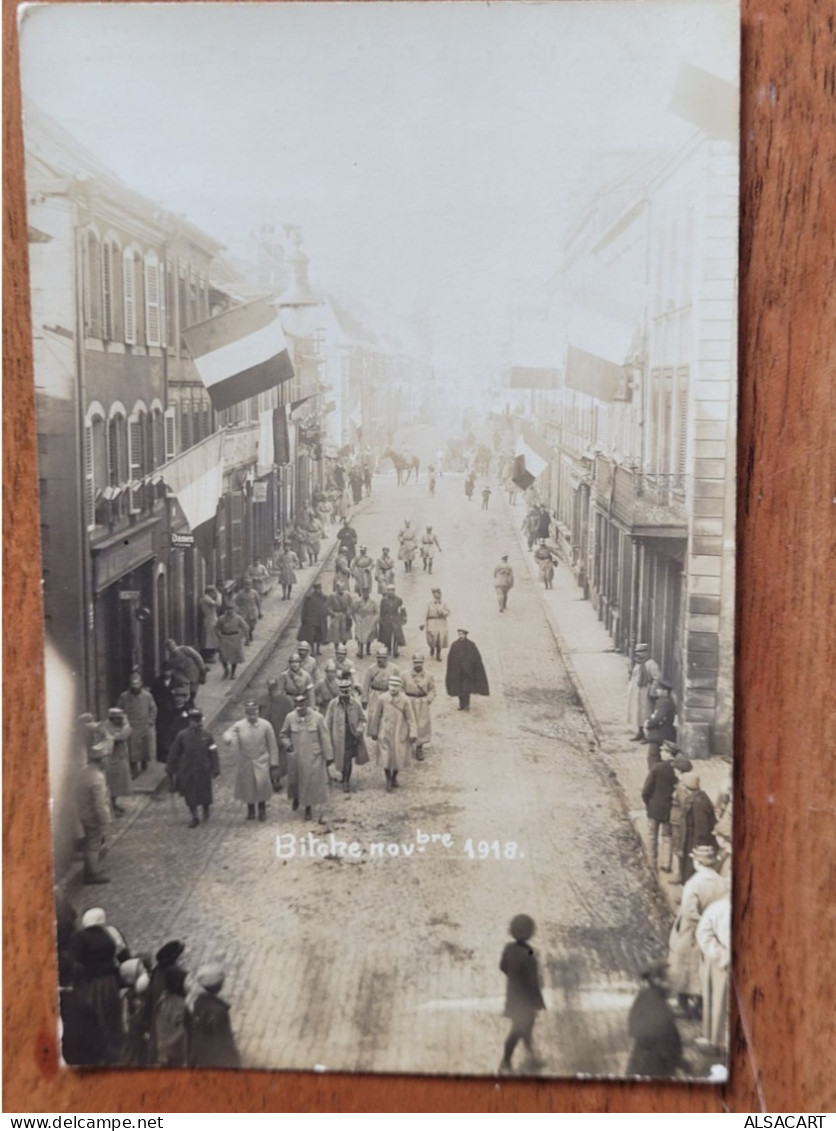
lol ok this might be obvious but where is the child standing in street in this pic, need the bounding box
[499,913,546,1073]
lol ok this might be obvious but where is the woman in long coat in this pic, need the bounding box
[369,675,416,790]
[279,698,334,818]
[352,593,378,658]
[216,608,249,679]
[378,585,406,657]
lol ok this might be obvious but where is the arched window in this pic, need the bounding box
[84,403,107,528]
[128,404,148,513]
[82,229,102,339]
[102,235,122,341]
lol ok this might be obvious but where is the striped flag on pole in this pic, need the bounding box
[182,298,295,412]
[160,431,224,561]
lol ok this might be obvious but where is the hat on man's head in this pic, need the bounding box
[293,693,309,705]
[155,940,185,966]
[432,588,441,595]
[640,959,669,982]
[635,642,649,651]
[412,652,425,663]
[672,755,693,773]
[244,699,259,709]
[298,640,311,651]
[509,913,535,942]
[196,963,225,992]
[501,554,508,561]
[681,772,701,791]
[107,707,125,720]
[456,628,469,635]
[81,908,106,928]
[691,845,719,865]
[88,741,109,762]
[188,708,203,720]
[376,645,389,657]
[388,674,403,686]
[267,678,279,689]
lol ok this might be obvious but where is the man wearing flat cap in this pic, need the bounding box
[445,629,490,712]
[640,741,677,873]
[224,700,280,822]
[420,587,450,662]
[325,671,369,794]
[643,678,677,767]
[167,708,220,828]
[668,750,693,885]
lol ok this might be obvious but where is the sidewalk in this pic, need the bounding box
[509,511,731,911]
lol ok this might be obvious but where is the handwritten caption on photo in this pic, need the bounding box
[275,828,525,861]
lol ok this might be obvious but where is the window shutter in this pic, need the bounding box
[123,253,136,344]
[128,416,144,513]
[84,423,95,527]
[85,231,102,338]
[102,242,113,340]
[676,367,689,484]
[164,408,176,461]
[145,255,161,346]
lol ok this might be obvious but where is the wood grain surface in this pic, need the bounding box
[4,0,835,1113]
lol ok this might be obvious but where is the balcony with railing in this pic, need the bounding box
[596,456,688,534]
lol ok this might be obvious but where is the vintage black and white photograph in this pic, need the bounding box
[20,0,738,1082]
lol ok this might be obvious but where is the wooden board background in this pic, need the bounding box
[4,0,835,1113]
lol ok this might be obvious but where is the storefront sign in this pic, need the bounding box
[119,590,140,600]
[253,482,268,503]
[93,527,155,591]
[171,531,195,547]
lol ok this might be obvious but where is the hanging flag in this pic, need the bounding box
[515,437,548,479]
[160,431,224,561]
[182,298,294,412]
[510,455,535,491]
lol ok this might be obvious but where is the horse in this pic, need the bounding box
[381,448,408,485]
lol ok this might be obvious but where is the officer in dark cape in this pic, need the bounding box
[445,629,490,711]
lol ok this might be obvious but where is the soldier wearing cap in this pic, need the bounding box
[296,640,319,682]
[167,708,220,828]
[402,653,436,760]
[315,658,341,712]
[378,583,406,658]
[419,526,442,573]
[103,707,132,816]
[260,678,293,784]
[420,588,450,661]
[493,555,515,612]
[375,547,395,595]
[643,678,677,767]
[360,645,401,753]
[352,588,379,658]
[224,699,280,822]
[279,692,334,821]
[76,740,113,884]
[352,545,375,601]
[627,643,661,742]
[668,844,729,1020]
[325,671,369,793]
[276,652,315,707]
[368,673,417,792]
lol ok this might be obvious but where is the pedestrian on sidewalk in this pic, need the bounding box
[667,751,693,885]
[533,539,558,589]
[325,672,369,794]
[76,740,113,885]
[420,526,442,573]
[535,506,552,541]
[695,894,731,1055]
[640,742,677,873]
[352,590,378,658]
[280,694,334,821]
[352,545,374,600]
[216,606,249,681]
[445,629,490,712]
[679,774,718,883]
[522,507,539,550]
[276,543,300,601]
[103,708,132,815]
[498,914,546,1074]
[298,583,329,656]
[368,674,417,792]
[165,639,206,705]
[150,663,181,764]
[481,484,492,510]
[245,558,270,598]
[186,964,241,1068]
[643,679,677,766]
[378,583,407,658]
[402,652,435,761]
[315,659,341,712]
[259,678,293,786]
[493,555,515,612]
[117,670,157,776]
[277,652,315,706]
[465,471,476,501]
[420,588,450,661]
[375,547,395,595]
[234,577,262,644]
[668,845,729,1020]
[167,708,220,828]
[198,586,223,665]
[225,700,280,822]
[627,643,661,742]
[625,960,682,1078]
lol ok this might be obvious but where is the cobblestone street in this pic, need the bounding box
[87,467,672,1078]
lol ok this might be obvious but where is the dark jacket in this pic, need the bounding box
[298,591,329,643]
[625,985,682,1077]
[446,638,490,698]
[500,940,545,1025]
[645,695,677,743]
[641,760,677,822]
[187,992,241,1068]
[167,725,219,809]
[378,593,406,649]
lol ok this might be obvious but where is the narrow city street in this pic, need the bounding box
[91,466,671,1079]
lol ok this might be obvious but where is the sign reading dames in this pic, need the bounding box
[183,297,295,412]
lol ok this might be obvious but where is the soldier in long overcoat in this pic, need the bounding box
[103,708,132,815]
[375,548,395,594]
[298,584,329,654]
[76,741,113,884]
[352,546,374,599]
[276,544,300,600]
[445,629,490,711]
[117,671,157,775]
[326,584,353,646]
[368,674,417,791]
[198,586,223,660]
[336,519,358,565]
[167,708,219,828]
[352,592,378,658]
[421,588,450,661]
[325,675,369,793]
[627,643,661,740]
[695,894,731,1051]
[402,653,436,759]
[259,678,293,781]
[296,640,320,683]
[225,701,279,821]
[533,540,558,589]
[277,653,315,706]
[280,696,334,820]
[397,521,418,572]
[234,579,262,643]
[315,659,341,712]
[216,607,249,679]
[378,584,406,657]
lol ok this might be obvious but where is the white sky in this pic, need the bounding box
[20,1,738,381]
